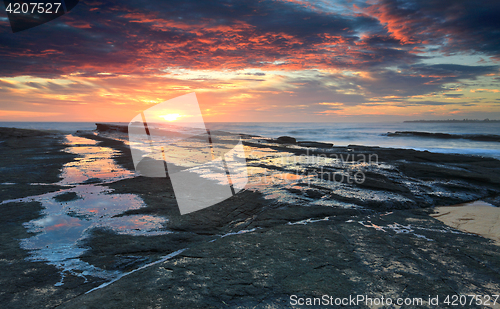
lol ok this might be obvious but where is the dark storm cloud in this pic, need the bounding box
[124,0,374,38]
[410,64,499,79]
[363,0,500,56]
[359,34,403,46]
[0,0,411,77]
[349,64,499,97]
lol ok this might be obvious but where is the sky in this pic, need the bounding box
[0,0,499,122]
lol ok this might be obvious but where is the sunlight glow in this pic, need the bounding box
[161,113,181,121]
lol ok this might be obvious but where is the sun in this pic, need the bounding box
[161,113,181,121]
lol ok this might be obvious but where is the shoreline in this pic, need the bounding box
[96,121,500,158]
[3,126,500,308]
[431,200,500,244]
[3,121,500,159]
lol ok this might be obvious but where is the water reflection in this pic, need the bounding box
[110,128,398,209]
[58,135,134,185]
[2,135,171,286]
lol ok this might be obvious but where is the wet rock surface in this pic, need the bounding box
[0,127,75,201]
[297,141,334,148]
[2,127,500,308]
[0,129,95,308]
[61,209,500,309]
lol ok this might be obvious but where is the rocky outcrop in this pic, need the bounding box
[387,131,500,142]
[4,127,500,308]
[95,123,128,133]
[276,136,297,144]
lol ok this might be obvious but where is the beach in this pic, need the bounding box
[2,125,500,308]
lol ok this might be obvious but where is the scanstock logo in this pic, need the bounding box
[4,0,79,33]
[128,93,248,215]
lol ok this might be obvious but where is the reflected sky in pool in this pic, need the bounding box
[1,135,171,286]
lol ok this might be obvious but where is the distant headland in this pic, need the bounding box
[404,119,500,123]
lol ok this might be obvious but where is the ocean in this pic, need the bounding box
[1,121,500,159]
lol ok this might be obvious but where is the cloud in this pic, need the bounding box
[362,0,500,57]
[342,64,499,97]
[397,100,456,106]
[0,79,18,89]
[1,0,498,80]
[244,72,266,76]
[0,0,498,121]
[470,88,500,93]
[0,0,418,77]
